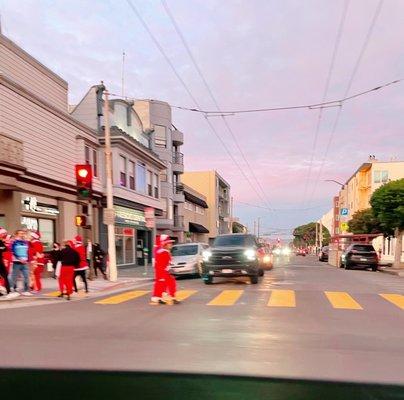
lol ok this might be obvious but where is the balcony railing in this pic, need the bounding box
[172,152,184,165]
[174,215,184,228]
[175,183,184,194]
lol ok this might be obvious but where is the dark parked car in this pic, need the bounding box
[201,234,262,284]
[318,246,329,262]
[340,243,378,271]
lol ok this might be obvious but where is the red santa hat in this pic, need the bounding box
[0,227,7,237]
[159,234,174,246]
[30,231,41,240]
[74,235,83,244]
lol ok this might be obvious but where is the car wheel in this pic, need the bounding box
[372,265,378,272]
[250,275,259,284]
[258,268,264,277]
[204,275,213,284]
[344,262,351,270]
[339,260,344,268]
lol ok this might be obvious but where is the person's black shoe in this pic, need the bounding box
[57,293,64,298]
[172,299,181,305]
[67,294,71,300]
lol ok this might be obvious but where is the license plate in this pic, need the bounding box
[360,258,367,261]
[222,269,233,273]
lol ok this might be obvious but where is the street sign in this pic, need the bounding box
[340,208,349,216]
[340,222,349,232]
[103,208,115,225]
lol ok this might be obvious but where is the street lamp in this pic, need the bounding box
[324,179,344,187]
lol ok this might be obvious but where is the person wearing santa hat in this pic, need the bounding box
[73,235,89,293]
[28,231,45,292]
[0,227,11,296]
[150,234,180,305]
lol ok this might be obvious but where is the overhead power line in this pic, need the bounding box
[160,0,277,224]
[125,0,273,210]
[306,0,385,206]
[300,0,350,208]
[235,201,330,212]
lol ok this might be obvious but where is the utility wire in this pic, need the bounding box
[160,0,277,223]
[235,201,330,212]
[300,0,350,208]
[125,0,273,210]
[306,0,385,206]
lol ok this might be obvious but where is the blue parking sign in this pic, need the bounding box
[340,208,349,216]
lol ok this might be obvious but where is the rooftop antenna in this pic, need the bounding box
[121,50,126,98]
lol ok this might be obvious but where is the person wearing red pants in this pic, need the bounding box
[29,231,44,292]
[150,234,179,305]
[57,241,80,300]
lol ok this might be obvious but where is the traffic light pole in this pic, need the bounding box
[104,90,117,282]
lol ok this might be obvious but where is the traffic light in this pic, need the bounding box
[75,164,92,200]
[75,215,87,227]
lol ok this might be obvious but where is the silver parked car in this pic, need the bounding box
[170,243,210,276]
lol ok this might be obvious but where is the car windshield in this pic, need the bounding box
[171,245,199,256]
[213,235,254,247]
[352,245,375,252]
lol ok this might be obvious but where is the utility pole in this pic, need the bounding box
[257,217,261,239]
[103,90,117,282]
[253,220,257,236]
[319,220,323,249]
[229,196,234,234]
[315,221,319,254]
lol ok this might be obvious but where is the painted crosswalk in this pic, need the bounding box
[92,289,404,311]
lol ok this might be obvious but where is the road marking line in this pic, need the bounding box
[95,290,149,305]
[175,290,198,301]
[324,291,363,310]
[207,290,243,306]
[267,289,296,307]
[45,291,62,297]
[380,294,404,310]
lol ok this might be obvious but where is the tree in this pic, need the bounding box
[348,208,382,234]
[370,179,404,267]
[293,222,330,247]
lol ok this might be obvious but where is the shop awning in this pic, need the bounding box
[189,222,209,234]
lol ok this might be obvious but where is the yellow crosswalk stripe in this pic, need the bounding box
[325,291,363,310]
[46,291,61,297]
[268,289,296,307]
[175,290,198,301]
[95,290,149,305]
[207,290,243,306]
[380,294,404,310]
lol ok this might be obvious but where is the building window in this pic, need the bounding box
[154,173,159,198]
[160,172,167,182]
[119,156,127,187]
[85,146,91,164]
[136,162,146,193]
[147,170,153,196]
[115,227,135,265]
[374,170,388,184]
[381,171,388,183]
[93,149,98,177]
[129,161,135,190]
[196,205,204,215]
[155,125,167,148]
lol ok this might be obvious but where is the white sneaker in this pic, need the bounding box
[22,291,33,296]
[7,292,20,299]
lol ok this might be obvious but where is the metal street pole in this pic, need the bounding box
[103,90,117,282]
[315,221,319,254]
[253,220,257,236]
[230,196,234,234]
[257,217,261,239]
[319,220,323,249]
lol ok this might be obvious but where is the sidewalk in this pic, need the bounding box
[0,266,155,304]
[377,264,404,277]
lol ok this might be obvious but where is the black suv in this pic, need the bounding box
[340,243,378,271]
[201,234,262,284]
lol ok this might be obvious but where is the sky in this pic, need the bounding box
[1,0,403,239]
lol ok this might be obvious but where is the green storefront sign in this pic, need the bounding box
[114,206,146,227]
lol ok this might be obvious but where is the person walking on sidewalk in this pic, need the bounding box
[73,235,89,293]
[58,240,80,300]
[28,231,45,292]
[93,243,107,280]
[0,227,11,296]
[8,229,31,297]
[49,242,61,278]
[150,234,180,305]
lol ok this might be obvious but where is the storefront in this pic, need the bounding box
[113,205,152,267]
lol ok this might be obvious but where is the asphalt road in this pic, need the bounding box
[1,256,404,385]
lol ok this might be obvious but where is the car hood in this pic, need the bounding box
[211,246,250,253]
[172,255,198,263]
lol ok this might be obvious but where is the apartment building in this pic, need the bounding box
[183,184,209,243]
[133,100,185,242]
[0,33,101,248]
[71,86,166,266]
[336,158,404,263]
[182,170,231,242]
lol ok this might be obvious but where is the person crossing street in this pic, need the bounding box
[150,234,180,305]
[58,240,80,300]
[73,235,89,293]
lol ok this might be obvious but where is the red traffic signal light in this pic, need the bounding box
[75,215,87,227]
[75,164,92,200]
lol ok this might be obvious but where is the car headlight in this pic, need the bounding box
[282,248,291,255]
[274,249,281,255]
[341,254,346,260]
[202,250,212,262]
[263,255,271,263]
[244,248,256,261]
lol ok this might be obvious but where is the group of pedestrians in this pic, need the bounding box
[0,227,108,301]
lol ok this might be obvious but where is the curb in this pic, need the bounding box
[377,267,404,277]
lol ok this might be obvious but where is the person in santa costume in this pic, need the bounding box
[73,235,89,293]
[28,231,45,292]
[57,240,80,300]
[0,227,11,296]
[150,234,180,305]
